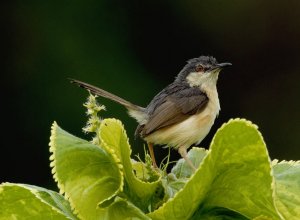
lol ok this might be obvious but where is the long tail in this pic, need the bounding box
[69,79,147,123]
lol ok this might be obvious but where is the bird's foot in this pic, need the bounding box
[178,147,197,172]
[147,142,158,168]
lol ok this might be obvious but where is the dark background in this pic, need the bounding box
[2,1,300,190]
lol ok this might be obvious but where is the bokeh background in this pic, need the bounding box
[2,1,300,190]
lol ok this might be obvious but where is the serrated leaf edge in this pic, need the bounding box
[148,118,284,219]
[49,121,79,216]
[211,118,284,219]
[100,118,161,188]
[97,121,125,193]
[49,122,62,192]
[147,119,251,216]
[0,182,74,219]
[147,149,211,218]
[49,121,124,218]
[272,159,300,166]
[272,159,300,220]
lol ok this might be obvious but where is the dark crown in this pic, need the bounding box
[176,56,218,82]
[187,56,217,66]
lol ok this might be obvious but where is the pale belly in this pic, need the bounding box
[144,100,219,149]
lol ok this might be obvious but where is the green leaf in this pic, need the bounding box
[190,207,249,220]
[171,147,207,179]
[99,119,162,211]
[49,122,123,219]
[131,160,152,182]
[199,119,280,219]
[273,160,300,219]
[105,197,151,220]
[161,148,207,200]
[0,183,77,220]
[148,119,281,220]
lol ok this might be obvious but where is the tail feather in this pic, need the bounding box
[69,79,147,123]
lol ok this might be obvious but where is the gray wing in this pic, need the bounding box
[137,84,208,137]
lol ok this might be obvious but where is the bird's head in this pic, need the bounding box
[176,56,231,88]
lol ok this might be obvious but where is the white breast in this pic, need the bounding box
[145,85,220,150]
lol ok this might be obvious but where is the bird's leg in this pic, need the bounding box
[178,147,197,171]
[147,142,158,168]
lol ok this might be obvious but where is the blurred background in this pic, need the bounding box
[2,1,300,190]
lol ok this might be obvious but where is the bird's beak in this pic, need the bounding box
[210,62,232,72]
[217,62,232,68]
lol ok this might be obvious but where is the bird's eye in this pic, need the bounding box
[195,65,204,72]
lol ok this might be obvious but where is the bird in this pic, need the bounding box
[70,56,231,171]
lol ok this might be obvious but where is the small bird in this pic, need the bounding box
[70,56,231,170]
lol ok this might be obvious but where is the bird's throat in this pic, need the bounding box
[186,72,220,114]
[186,71,219,88]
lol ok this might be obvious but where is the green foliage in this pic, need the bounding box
[148,120,276,219]
[49,122,125,219]
[0,183,77,220]
[1,95,299,219]
[98,119,161,212]
[272,160,300,220]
